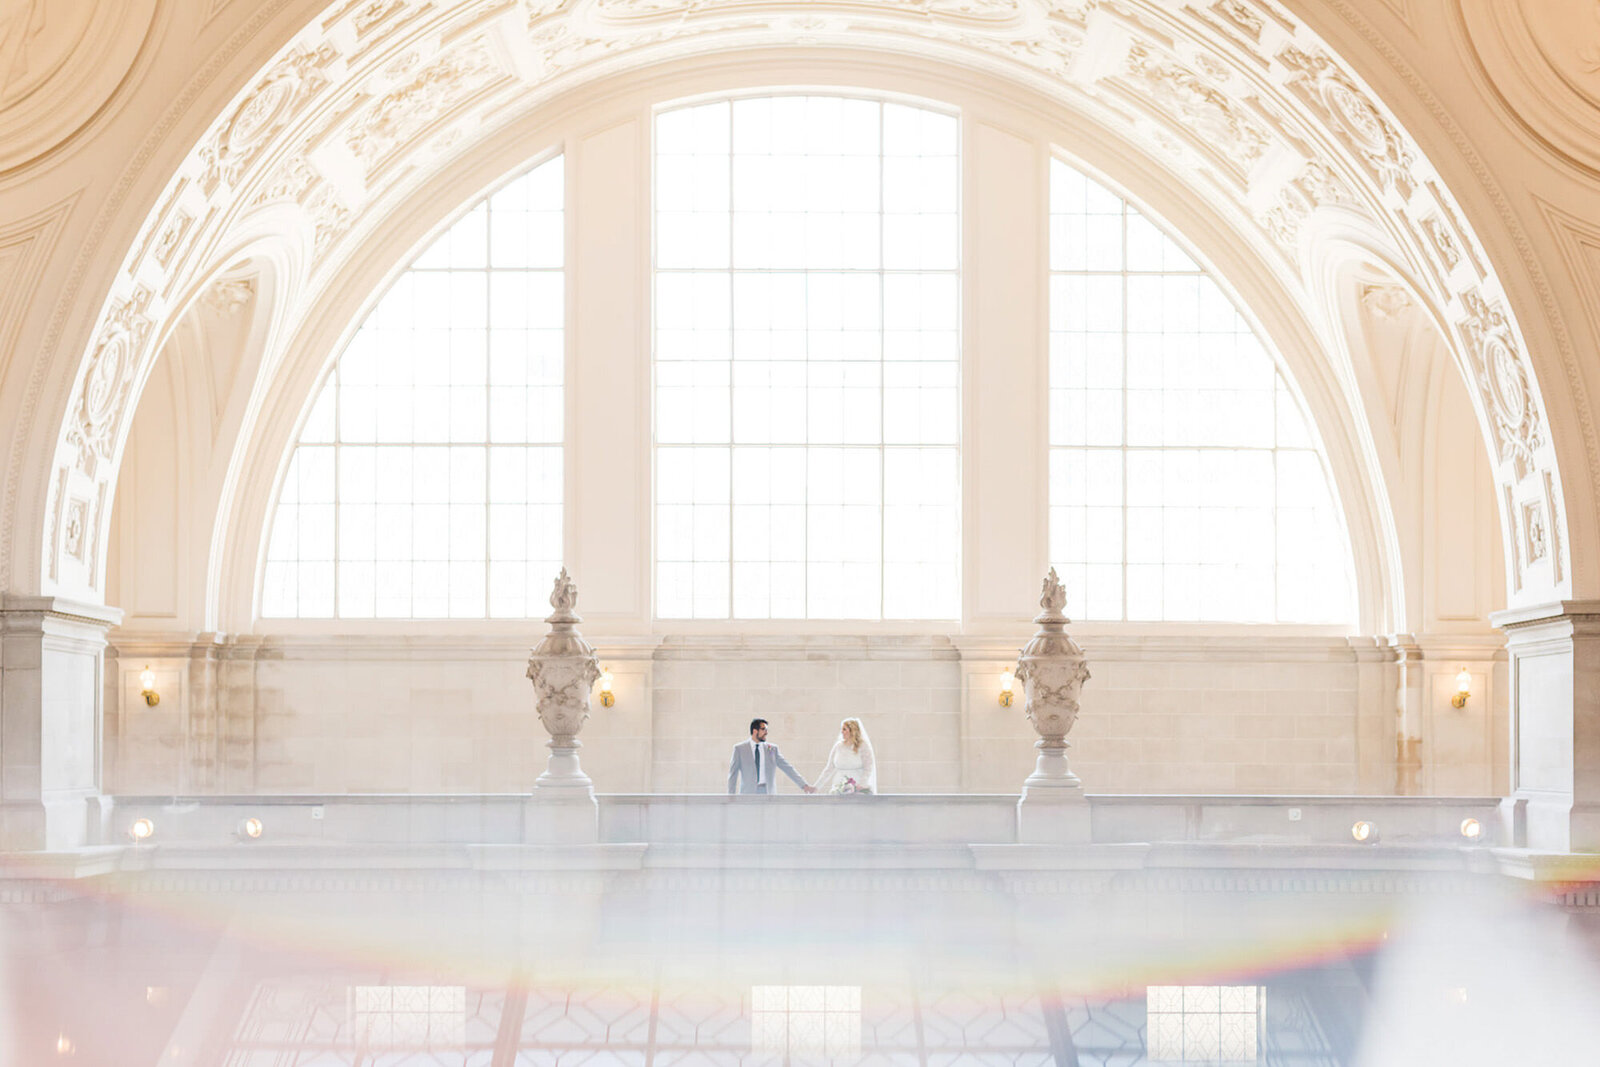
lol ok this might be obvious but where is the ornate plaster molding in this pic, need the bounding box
[0,0,159,173]
[1360,282,1412,319]
[28,0,1572,608]
[1323,0,1594,596]
[1459,0,1600,179]
[0,195,78,387]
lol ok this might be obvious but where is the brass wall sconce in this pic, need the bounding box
[998,669,1016,707]
[1452,667,1471,709]
[1460,817,1483,841]
[139,665,160,707]
[1351,820,1377,844]
[129,817,155,843]
[598,668,615,708]
[237,817,264,840]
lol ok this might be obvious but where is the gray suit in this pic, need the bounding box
[727,739,808,795]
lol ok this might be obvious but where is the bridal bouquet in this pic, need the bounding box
[830,777,870,795]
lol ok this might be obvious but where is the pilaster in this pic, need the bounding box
[1491,601,1600,851]
[0,595,122,850]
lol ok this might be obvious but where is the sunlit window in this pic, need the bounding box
[1049,157,1353,623]
[261,156,563,618]
[654,95,961,619]
[350,985,467,1050]
[752,985,861,1057]
[1146,985,1262,1065]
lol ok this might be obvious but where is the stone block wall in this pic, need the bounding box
[104,631,1505,798]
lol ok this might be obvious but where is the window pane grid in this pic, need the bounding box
[1048,157,1352,624]
[262,157,564,619]
[655,96,960,619]
[1146,985,1262,1065]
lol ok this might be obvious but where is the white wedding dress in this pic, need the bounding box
[814,740,876,794]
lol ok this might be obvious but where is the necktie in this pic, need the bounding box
[754,743,762,787]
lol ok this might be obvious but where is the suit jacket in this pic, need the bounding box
[727,739,807,795]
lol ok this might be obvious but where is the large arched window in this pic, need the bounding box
[1048,157,1353,623]
[653,95,961,619]
[261,156,564,618]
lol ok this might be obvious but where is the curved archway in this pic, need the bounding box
[19,0,1574,621]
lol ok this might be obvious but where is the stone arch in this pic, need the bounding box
[21,0,1575,617]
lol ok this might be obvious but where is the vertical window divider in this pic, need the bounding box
[727,106,738,619]
[332,364,342,619]
[1120,201,1130,622]
[483,201,494,617]
[878,103,888,619]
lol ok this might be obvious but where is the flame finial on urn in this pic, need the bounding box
[1038,566,1068,620]
[548,566,580,622]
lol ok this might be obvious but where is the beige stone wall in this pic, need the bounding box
[105,632,1506,797]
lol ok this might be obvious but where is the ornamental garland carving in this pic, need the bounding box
[345,44,503,172]
[38,0,1571,603]
[66,287,154,481]
[1460,289,1544,480]
[1120,42,1270,179]
[200,44,341,194]
[1277,44,1417,200]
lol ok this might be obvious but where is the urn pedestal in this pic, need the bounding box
[525,569,601,843]
[1014,569,1093,844]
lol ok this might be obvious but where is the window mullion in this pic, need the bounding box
[727,106,737,620]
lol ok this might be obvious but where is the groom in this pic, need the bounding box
[728,718,816,795]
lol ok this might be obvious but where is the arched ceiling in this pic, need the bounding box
[27,0,1570,611]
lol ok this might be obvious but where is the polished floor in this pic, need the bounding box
[5,855,1599,1066]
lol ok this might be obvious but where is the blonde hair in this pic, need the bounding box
[840,718,864,752]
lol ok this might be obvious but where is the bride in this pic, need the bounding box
[812,718,877,795]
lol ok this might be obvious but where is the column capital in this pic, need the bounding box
[0,594,123,630]
[1491,600,1600,632]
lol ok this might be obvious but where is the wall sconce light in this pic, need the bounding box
[1452,667,1472,709]
[999,669,1016,707]
[56,1033,74,1057]
[598,668,615,708]
[139,665,160,707]
[129,817,155,843]
[1460,817,1483,841]
[1351,820,1377,844]
[237,817,264,840]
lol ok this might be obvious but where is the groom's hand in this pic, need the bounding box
[803,785,817,794]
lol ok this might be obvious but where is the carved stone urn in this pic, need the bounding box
[526,567,601,794]
[1014,567,1091,795]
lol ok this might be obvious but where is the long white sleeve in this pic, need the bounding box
[860,743,877,793]
[814,740,840,794]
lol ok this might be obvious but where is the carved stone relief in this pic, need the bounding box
[36,0,1572,605]
[1118,42,1270,182]
[1361,283,1412,320]
[202,277,257,316]
[1460,289,1544,481]
[1523,500,1548,563]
